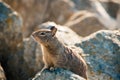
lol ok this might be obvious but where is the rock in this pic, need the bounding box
[64,11,106,37]
[49,0,75,24]
[23,37,44,75]
[0,64,6,80]
[73,0,119,18]
[0,0,23,69]
[117,10,120,28]
[77,30,120,80]
[0,1,25,80]
[32,68,85,80]
[0,1,23,51]
[99,0,120,4]
[4,0,77,37]
[71,0,91,10]
[103,1,119,18]
[90,0,117,29]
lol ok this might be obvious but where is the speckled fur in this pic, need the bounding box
[32,26,87,79]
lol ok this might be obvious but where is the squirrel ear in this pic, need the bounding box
[50,26,57,37]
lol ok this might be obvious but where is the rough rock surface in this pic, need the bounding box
[64,11,106,37]
[0,1,24,80]
[0,1,23,51]
[22,37,44,79]
[0,64,6,80]
[78,30,120,80]
[117,9,120,28]
[32,68,85,80]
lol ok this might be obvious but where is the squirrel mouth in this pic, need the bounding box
[31,34,42,43]
[31,33,38,41]
[31,32,36,37]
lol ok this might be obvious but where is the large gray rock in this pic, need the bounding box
[23,37,44,74]
[0,1,23,51]
[0,1,24,80]
[0,1,33,80]
[78,30,120,80]
[32,68,85,80]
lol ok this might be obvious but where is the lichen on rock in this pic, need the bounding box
[32,68,86,80]
[78,30,120,80]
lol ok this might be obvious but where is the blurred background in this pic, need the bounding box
[3,0,120,37]
[0,0,120,80]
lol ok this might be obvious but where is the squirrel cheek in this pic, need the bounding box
[33,37,40,42]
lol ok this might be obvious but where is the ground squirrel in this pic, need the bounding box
[32,26,87,79]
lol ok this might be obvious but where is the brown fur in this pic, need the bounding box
[32,26,87,79]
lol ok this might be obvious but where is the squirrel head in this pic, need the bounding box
[32,26,57,44]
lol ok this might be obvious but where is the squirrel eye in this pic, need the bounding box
[39,32,45,35]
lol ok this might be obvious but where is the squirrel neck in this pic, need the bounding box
[42,36,65,55]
